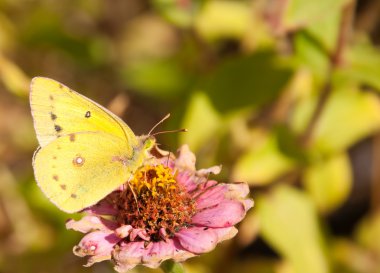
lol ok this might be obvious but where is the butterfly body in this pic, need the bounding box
[30,77,155,213]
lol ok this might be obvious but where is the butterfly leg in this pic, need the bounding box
[165,151,171,167]
[126,173,140,214]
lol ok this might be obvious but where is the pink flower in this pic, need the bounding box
[67,145,253,272]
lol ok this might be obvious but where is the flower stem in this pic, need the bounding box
[160,260,186,273]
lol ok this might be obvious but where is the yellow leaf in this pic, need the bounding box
[180,92,221,152]
[257,186,329,273]
[303,153,352,213]
[232,133,296,185]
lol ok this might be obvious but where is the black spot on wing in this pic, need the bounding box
[85,111,91,118]
[71,193,77,198]
[60,184,67,190]
[50,112,57,120]
[53,175,59,181]
[49,95,54,100]
[54,125,62,132]
[69,134,76,142]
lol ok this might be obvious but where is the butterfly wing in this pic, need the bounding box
[30,77,138,149]
[32,131,145,213]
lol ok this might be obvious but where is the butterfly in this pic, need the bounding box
[30,77,156,213]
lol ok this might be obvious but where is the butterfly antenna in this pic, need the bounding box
[148,113,171,136]
[151,128,188,136]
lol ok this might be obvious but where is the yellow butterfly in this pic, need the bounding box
[30,77,155,213]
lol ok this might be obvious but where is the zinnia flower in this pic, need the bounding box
[66,145,253,272]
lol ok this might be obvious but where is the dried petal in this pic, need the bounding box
[175,145,196,171]
[73,231,120,266]
[213,227,238,241]
[197,165,222,176]
[130,228,150,241]
[115,225,133,238]
[113,241,150,272]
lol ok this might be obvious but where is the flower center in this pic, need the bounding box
[114,165,196,241]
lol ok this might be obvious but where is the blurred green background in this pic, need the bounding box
[1,0,380,272]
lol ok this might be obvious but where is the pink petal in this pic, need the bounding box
[85,199,118,215]
[191,200,246,228]
[177,171,198,192]
[195,182,253,211]
[195,184,229,210]
[66,216,118,233]
[171,238,197,262]
[73,231,120,266]
[175,227,218,254]
[194,180,218,192]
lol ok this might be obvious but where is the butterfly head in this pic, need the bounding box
[142,136,156,153]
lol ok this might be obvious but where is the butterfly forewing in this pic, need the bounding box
[30,77,138,149]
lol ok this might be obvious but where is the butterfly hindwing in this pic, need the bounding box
[32,131,144,213]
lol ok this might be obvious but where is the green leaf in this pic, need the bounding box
[305,8,341,53]
[291,87,380,155]
[121,58,191,99]
[293,31,330,85]
[160,260,186,273]
[204,51,293,112]
[195,0,250,41]
[232,133,297,186]
[337,38,380,91]
[153,0,203,28]
[283,0,350,30]
[20,7,108,67]
[257,186,329,273]
[180,92,222,152]
[275,125,308,163]
[303,153,352,213]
